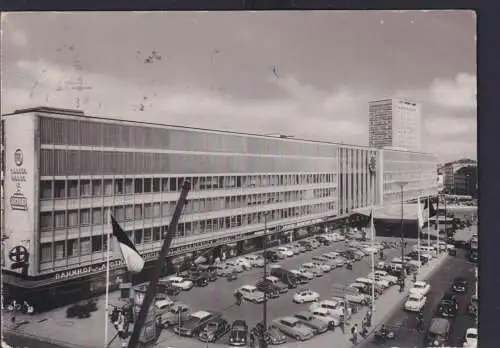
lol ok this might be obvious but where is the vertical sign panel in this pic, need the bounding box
[4,114,37,276]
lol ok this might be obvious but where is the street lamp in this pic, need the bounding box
[368,156,377,314]
[394,181,408,285]
[262,211,270,348]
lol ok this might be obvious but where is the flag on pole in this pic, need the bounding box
[417,197,425,231]
[110,215,145,274]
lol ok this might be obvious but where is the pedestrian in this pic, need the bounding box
[366,309,372,327]
[249,332,255,348]
[340,318,345,334]
[351,324,358,344]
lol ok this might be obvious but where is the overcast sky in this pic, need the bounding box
[1,11,476,162]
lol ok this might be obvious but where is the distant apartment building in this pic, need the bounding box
[369,98,422,151]
[442,159,477,197]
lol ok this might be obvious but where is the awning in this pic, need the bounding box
[351,203,422,221]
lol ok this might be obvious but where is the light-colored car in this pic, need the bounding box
[276,247,294,258]
[291,269,314,280]
[233,257,253,270]
[215,263,235,276]
[292,243,306,253]
[265,276,289,293]
[167,276,194,290]
[310,307,341,327]
[244,254,265,267]
[310,300,350,320]
[310,261,331,272]
[404,293,427,312]
[322,252,340,260]
[463,328,478,348]
[368,270,398,285]
[235,285,265,303]
[330,296,357,314]
[307,239,320,248]
[288,245,301,255]
[224,261,244,273]
[293,311,329,334]
[272,316,315,341]
[410,281,431,296]
[293,289,320,304]
[341,289,369,305]
[157,303,190,328]
[312,255,337,268]
[301,263,323,277]
[155,297,175,310]
[357,276,390,289]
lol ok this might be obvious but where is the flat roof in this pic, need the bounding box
[3,106,435,155]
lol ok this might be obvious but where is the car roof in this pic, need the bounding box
[311,307,330,314]
[267,276,279,281]
[280,316,299,323]
[168,276,182,281]
[429,318,450,334]
[414,281,427,286]
[191,310,212,318]
[241,285,257,290]
[319,300,337,305]
[466,328,478,335]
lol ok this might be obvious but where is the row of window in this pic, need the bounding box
[39,174,338,200]
[39,190,337,230]
[39,202,335,262]
[39,149,339,176]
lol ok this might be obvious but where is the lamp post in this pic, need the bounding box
[394,181,408,284]
[262,211,269,348]
[368,156,377,314]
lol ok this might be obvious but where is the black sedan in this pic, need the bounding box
[468,251,478,263]
[198,318,230,342]
[452,277,468,293]
[229,320,248,346]
[436,293,459,318]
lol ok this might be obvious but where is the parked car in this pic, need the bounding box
[410,281,431,296]
[309,307,341,328]
[309,261,331,272]
[301,263,323,277]
[272,316,315,341]
[404,293,427,312]
[288,244,301,255]
[269,266,298,289]
[186,271,209,287]
[155,297,174,310]
[312,255,338,268]
[310,300,350,320]
[293,311,329,334]
[452,277,468,293]
[235,285,265,303]
[262,250,280,262]
[244,254,265,268]
[356,277,389,290]
[315,235,330,245]
[298,240,313,251]
[66,302,91,319]
[229,320,248,347]
[167,276,194,291]
[233,257,253,271]
[224,261,244,273]
[157,280,182,296]
[255,279,280,299]
[342,288,370,305]
[265,326,288,345]
[463,327,478,348]
[350,283,379,298]
[368,270,398,285]
[174,310,215,337]
[292,243,306,253]
[276,246,294,258]
[198,318,231,342]
[265,276,289,294]
[196,265,218,281]
[290,269,314,280]
[156,303,190,328]
[307,239,320,249]
[424,317,451,347]
[293,289,320,304]
[215,264,235,277]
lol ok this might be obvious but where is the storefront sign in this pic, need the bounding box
[54,259,123,280]
[10,184,28,211]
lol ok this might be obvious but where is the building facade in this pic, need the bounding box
[369,98,422,151]
[441,159,477,196]
[1,107,437,307]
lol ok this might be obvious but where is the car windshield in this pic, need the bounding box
[409,295,420,301]
[206,322,217,329]
[415,283,425,289]
[467,333,478,339]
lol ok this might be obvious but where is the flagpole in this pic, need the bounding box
[417,196,421,274]
[104,212,111,348]
[427,195,430,258]
[369,156,376,314]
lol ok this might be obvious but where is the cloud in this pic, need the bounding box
[429,73,476,110]
[425,115,476,136]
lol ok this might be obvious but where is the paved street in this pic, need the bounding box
[358,247,477,348]
[3,237,412,348]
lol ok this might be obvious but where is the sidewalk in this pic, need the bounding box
[3,252,449,348]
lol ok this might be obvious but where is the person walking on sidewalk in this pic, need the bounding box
[366,309,372,327]
[351,324,358,344]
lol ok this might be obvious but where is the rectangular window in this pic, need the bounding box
[40,212,53,230]
[92,179,103,196]
[144,203,153,218]
[92,208,102,225]
[80,209,90,225]
[80,237,91,255]
[115,206,125,221]
[54,180,66,198]
[55,241,65,260]
[161,202,170,217]
[67,180,78,198]
[134,205,143,219]
[170,178,177,191]
[67,210,78,227]
[104,179,113,196]
[125,205,134,220]
[124,179,134,194]
[152,178,161,192]
[55,211,65,228]
[80,180,91,197]
[153,227,161,241]
[153,202,161,218]
[67,239,78,257]
[92,235,103,252]
[134,178,143,193]
[143,228,152,243]
[40,181,53,199]
[162,178,169,192]
[40,243,52,262]
[114,179,124,195]
[144,178,152,193]
[134,229,143,244]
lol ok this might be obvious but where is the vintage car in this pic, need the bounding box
[404,293,427,312]
[235,285,265,303]
[167,276,194,291]
[229,320,248,346]
[309,307,341,328]
[198,317,231,342]
[243,254,265,268]
[300,263,324,277]
[293,311,329,334]
[272,316,315,341]
[156,303,190,328]
[173,310,215,337]
[293,289,320,304]
[410,281,431,296]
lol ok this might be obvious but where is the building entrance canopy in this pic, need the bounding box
[351,203,422,222]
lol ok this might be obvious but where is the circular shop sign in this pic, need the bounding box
[14,149,24,167]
